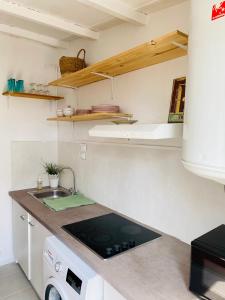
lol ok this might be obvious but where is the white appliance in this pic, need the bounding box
[182,0,225,184]
[89,123,183,140]
[43,236,103,300]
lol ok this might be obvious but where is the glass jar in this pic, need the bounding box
[29,83,37,94]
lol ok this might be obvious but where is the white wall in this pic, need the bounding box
[58,1,225,244]
[2,0,225,268]
[0,34,59,266]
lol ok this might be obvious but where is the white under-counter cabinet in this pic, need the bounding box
[12,200,30,278]
[29,215,51,297]
[104,281,126,300]
[12,200,51,298]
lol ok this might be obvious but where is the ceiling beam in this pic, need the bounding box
[0,24,68,48]
[78,0,148,25]
[0,0,99,40]
[137,0,161,9]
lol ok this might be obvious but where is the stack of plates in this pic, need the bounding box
[91,104,120,113]
[76,109,91,115]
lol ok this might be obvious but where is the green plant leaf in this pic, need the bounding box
[43,162,62,175]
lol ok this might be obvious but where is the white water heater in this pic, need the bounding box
[182,0,225,184]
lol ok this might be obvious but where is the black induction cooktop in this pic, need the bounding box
[62,213,161,259]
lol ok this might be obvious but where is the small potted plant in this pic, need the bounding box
[43,162,62,189]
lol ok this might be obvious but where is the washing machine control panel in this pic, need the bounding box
[44,249,55,265]
[66,268,82,295]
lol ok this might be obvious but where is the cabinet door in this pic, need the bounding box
[29,216,51,298]
[104,281,126,300]
[12,200,29,278]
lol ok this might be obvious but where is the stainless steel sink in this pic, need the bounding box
[28,188,71,202]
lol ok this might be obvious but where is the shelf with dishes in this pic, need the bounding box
[3,80,64,101]
[48,104,132,123]
[47,113,133,122]
[49,30,188,89]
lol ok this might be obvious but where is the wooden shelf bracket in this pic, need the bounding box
[59,84,79,90]
[91,72,114,79]
[91,71,115,101]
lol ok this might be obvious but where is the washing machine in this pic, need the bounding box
[43,236,103,300]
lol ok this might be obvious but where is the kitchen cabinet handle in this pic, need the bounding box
[20,215,26,221]
[28,221,35,227]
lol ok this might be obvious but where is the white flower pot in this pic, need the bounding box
[48,174,59,189]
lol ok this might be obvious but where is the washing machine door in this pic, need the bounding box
[45,278,69,300]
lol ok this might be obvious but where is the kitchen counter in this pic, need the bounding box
[9,188,197,300]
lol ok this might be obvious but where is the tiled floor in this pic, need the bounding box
[0,263,39,300]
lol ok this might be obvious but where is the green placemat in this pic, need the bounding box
[43,193,95,212]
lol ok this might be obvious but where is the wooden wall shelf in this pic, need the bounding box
[47,113,132,122]
[2,91,64,101]
[49,30,188,89]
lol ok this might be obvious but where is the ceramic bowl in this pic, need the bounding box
[63,106,74,116]
[56,109,63,117]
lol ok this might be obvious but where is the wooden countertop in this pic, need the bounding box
[9,188,197,300]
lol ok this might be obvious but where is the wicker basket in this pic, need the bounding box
[59,49,86,76]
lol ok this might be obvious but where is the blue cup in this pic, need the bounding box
[15,80,24,92]
[7,78,16,92]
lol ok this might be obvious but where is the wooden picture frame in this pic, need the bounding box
[168,77,186,123]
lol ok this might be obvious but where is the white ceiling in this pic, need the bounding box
[0,0,188,46]
[11,0,112,28]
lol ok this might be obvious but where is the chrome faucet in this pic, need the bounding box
[60,167,77,195]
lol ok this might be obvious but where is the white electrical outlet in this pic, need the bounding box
[80,143,87,152]
[80,143,87,160]
[80,152,86,160]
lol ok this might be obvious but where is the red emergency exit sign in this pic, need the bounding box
[212,1,225,20]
